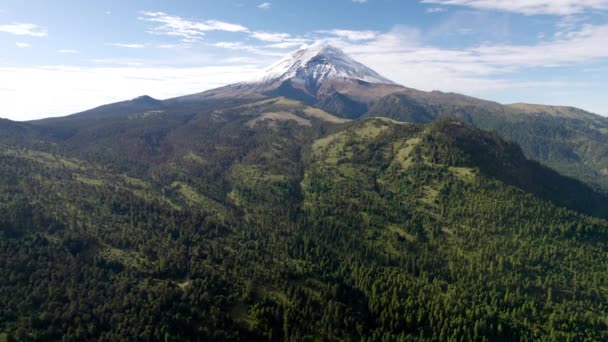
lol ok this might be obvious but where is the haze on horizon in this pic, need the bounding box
[1,0,608,120]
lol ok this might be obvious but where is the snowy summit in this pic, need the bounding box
[259,43,395,86]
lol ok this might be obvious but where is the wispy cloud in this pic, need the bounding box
[250,31,290,42]
[109,43,145,48]
[425,10,508,40]
[58,49,78,54]
[467,25,608,67]
[317,29,379,41]
[352,0,368,3]
[139,11,248,42]
[0,23,47,37]
[91,58,144,66]
[426,7,447,13]
[15,42,30,48]
[156,43,190,49]
[331,23,608,97]
[213,41,285,56]
[264,41,307,49]
[213,42,244,49]
[248,31,311,48]
[258,2,271,9]
[140,11,308,50]
[555,15,590,38]
[420,0,608,15]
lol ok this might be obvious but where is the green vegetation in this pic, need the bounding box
[1,102,608,341]
[366,91,608,192]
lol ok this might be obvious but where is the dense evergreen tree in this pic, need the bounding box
[1,115,608,340]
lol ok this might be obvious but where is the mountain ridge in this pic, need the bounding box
[7,43,608,191]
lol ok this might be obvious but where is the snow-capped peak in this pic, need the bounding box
[258,43,395,85]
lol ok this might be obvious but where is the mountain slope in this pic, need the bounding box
[173,44,405,118]
[37,95,165,123]
[3,94,604,218]
[366,89,608,191]
[6,42,608,191]
[170,44,608,191]
[301,118,608,340]
[416,118,608,217]
[2,118,608,340]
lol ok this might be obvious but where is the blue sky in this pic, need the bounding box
[1,0,608,120]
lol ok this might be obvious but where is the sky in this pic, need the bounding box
[1,0,608,120]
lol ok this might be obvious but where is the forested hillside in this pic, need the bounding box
[2,112,608,341]
[365,91,608,192]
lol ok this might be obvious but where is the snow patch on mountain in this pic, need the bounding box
[256,43,395,86]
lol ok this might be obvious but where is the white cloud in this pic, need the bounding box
[0,23,47,37]
[91,58,145,67]
[421,0,608,15]
[264,41,307,49]
[426,7,447,13]
[469,24,608,68]
[250,31,291,42]
[554,15,590,37]
[338,23,608,75]
[317,29,379,41]
[15,42,30,48]
[223,57,259,64]
[425,10,509,40]
[258,2,271,9]
[109,43,145,48]
[0,64,265,120]
[212,41,286,56]
[58,49,78,54]
[139,11,306,49]
[248,31,311,49]
[213,41,245,49]
[203,20,248,32]
[156,43,190,49]
[139,11,248,42]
